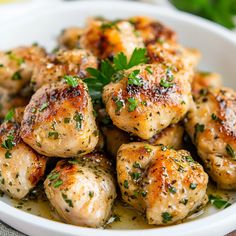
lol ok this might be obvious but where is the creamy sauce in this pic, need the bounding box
[6,182,234,230]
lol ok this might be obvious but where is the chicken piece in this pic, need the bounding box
[31,49,98,91]
[0,45,46,94]
[103,64,192,140]
[80,18,144,59]
[185,87,236,189]
[20,78,98,157]
[117,142,208,225]
[191,71,222,97]
[44,152,117,228]
[147,123,184,149]
[0,87,28,119]
[129,16,176,45]
[102,125,131,157]
[58,27,85,49]
[147,42,200,83]
[0,120,47,199]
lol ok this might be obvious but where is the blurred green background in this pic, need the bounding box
[171,0,236,29]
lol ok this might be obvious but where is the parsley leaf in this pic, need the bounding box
[128,48,148,68]
[64,75,79,87]
[4,109,15,122]
[127,70,142,86]
[209,195,231,209]
[127,97,138,112]
[85,48,148,100]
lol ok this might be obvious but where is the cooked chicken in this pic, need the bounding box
[0,120,47,199]
[117,142,208,225]
[80,18,144,59]
[58,27,85,49]
[129,16,176,45]
[44,152,117,227]
[0,87,28,119]
[147,123,184,149]
[102,123,184,157]
[191,71,222,97]
[20,78,98,157]
[31,49,97,90]
[185,87,236,189]
[147,42,200,83]
[0,45,46,94]
[103,64,192,139]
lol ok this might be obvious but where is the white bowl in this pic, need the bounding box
[0,1,236,236]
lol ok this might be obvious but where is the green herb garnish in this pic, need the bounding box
[209,195,231,209]
[127,97,138,112]
[64,75,79,87]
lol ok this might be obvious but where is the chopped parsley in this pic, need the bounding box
[114,98,124,114]
[89,191,94,198]
[1,135,15,150]
[48,131,59,139]
[39,102,48,112]
[131,172,141,181]
[168,185,177,194]
[73,112,83,130]
[162,212,173,223]
[127,97,138,112]
[127,69,142,86]
[64,75,79,87]
[209,195,231,209]
[11,71,22,80]
[124,180,129,189]
[145,66,153,74]
[53,179,63,188]
[62,193,73,208]
[211,113,221,121]
[4,109,15,122]
[190,183,197,190]
[194,123,205,140]
[133,162,141,169]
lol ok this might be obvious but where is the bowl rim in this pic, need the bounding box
[0,1,235,235]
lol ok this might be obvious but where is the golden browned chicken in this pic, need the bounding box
[0,45,46,94]
[31,49,97,90]
[20,78,98,157]
[185,87,236,189]
[0,120,47,199]
[102,123,184,157]
[103,64,192,139]
[79,18,144,59]
[117,142,208,225]
[191,71,222,97]
[147,123,184,149]
[128,16,177,45]
[58,27,85,49]
[44,152,117,228]
[147,42,200,83]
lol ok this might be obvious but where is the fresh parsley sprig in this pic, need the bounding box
[84,48,148,100]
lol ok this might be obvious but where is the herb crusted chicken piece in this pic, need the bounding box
[31,49,98,91]
[117,142,208,225]
[20,77,98,157]
[102,64,192,140]
[185,87,236,189]
[44,152,117,228]
[0,117,47,199]
[0,45,46,94]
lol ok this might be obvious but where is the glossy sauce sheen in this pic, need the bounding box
[5,183,234,229]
